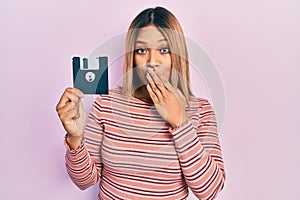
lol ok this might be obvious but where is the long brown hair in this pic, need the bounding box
[122,7,193,103]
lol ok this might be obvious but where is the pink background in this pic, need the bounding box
[1,0,299,199]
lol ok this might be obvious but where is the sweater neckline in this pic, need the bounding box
[130,95,154,105]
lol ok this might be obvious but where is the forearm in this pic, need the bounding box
[66,134,83,150]
[170,121,226,199]
[64,137,101,190]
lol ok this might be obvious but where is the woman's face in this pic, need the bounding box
[133,25,172,86]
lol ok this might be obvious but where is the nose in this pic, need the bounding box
[147,49,159,68]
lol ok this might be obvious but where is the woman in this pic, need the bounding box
[56,6,226,200]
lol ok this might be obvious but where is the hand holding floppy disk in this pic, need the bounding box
[72,56,109,94]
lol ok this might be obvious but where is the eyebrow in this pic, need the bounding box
[135,38,167,44]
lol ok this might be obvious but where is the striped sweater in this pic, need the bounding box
[64,88,226,199]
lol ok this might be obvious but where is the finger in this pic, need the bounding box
[154,69,169,84]
[58,106,80,123]
[66,87,84,98]
[148,68,164,85]
[152,70,173,91]
[147,69,168,99]
[148,70,180,102]
[60,109,80,125]
[146,84,159,103]
[64,88,84,103]
[146,72,164,101]
[57,101,79,117]
[148,68,173,98]
[56,88,83,111]
[159,78,176,94]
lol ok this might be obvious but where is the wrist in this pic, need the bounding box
[66,133,83,150]
[66,133,83,139]
[171,120,186,129]
[171,116,188,129]
[168,119,192,135]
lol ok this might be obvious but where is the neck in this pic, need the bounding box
[133,85,153,103]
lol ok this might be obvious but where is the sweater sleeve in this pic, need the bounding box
[169,98,226,199]
[64,95,104,190]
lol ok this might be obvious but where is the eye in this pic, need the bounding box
[135,48,147,54]
[160,47,170,54]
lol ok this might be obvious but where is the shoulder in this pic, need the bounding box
[189,96,217,128]
[189,96,214,111]
[93,87,128,103]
